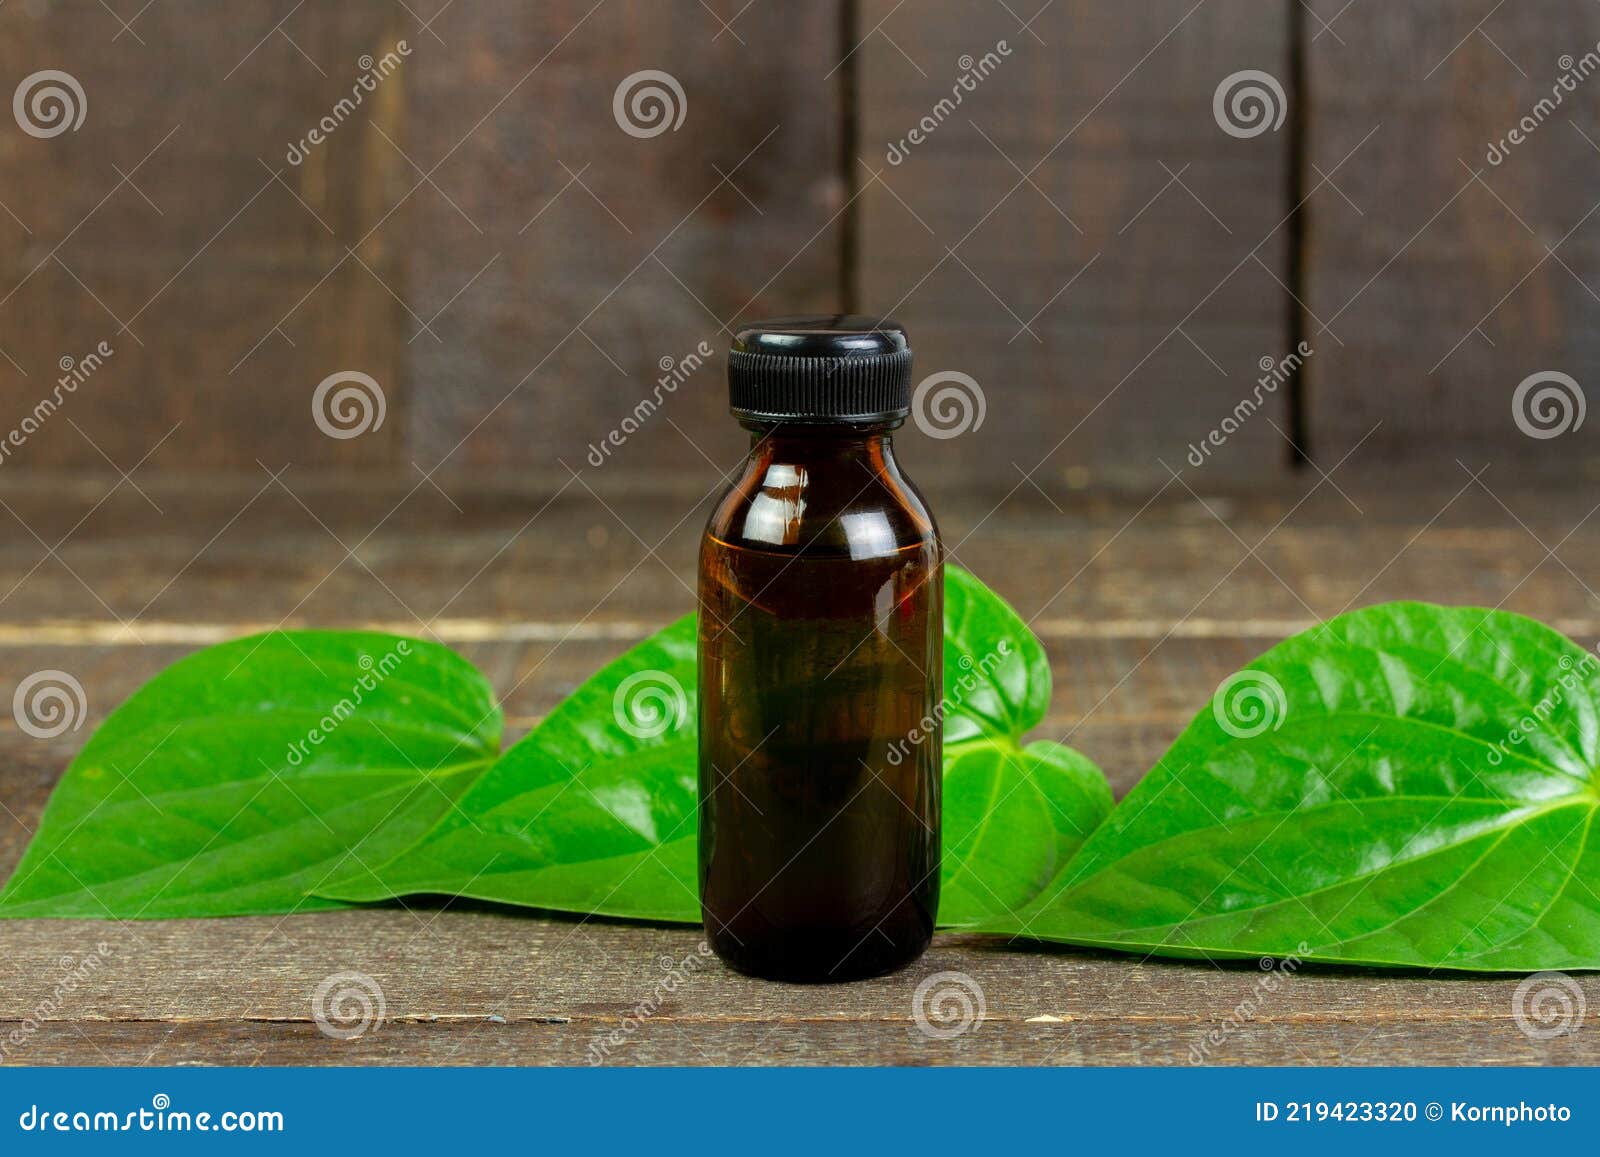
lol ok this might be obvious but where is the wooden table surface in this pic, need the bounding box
[2,470,1598,1066]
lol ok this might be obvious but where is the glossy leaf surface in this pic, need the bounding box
[0,632,500,918]
[999,602,1600,971]
[325,568,1111,924]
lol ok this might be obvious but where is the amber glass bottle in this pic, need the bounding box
[698,315,942,983]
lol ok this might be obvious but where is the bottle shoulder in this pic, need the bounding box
[704,450,939,561]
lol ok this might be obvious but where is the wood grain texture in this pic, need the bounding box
[1303,1,1600,468]
[1,473,1598,806]
[0,2,410,471]
[399,0,844,475]
[6,4,1600,485]
[6,1018,1594,1067]
[1,914,1594,1066]
[1,480,1598,1065]
[0,471,1593,631]
[856,0,1293,484]
[0,1,843,479]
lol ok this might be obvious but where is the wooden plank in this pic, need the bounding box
[1304,1,1600,468]
[856,0,1294,484]
[0,2,409,471]
[1,915,1593,1065]
[0,475,1594,822]
[1,482,1597,1065]
[0,476,1594,632]
[5,1017,1593,1067]
[388,0,844,475]
[0,2,845,478]
[0,473,1598,810]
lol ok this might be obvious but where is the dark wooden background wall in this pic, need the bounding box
[1,0,1598,497]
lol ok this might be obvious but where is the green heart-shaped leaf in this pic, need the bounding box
[0,632,500,918]
[323,567,1111,924]
[998,602,1600,971]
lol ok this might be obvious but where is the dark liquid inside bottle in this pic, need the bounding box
[698,444,941,982]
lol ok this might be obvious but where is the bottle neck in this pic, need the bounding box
[740,418,903,465]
